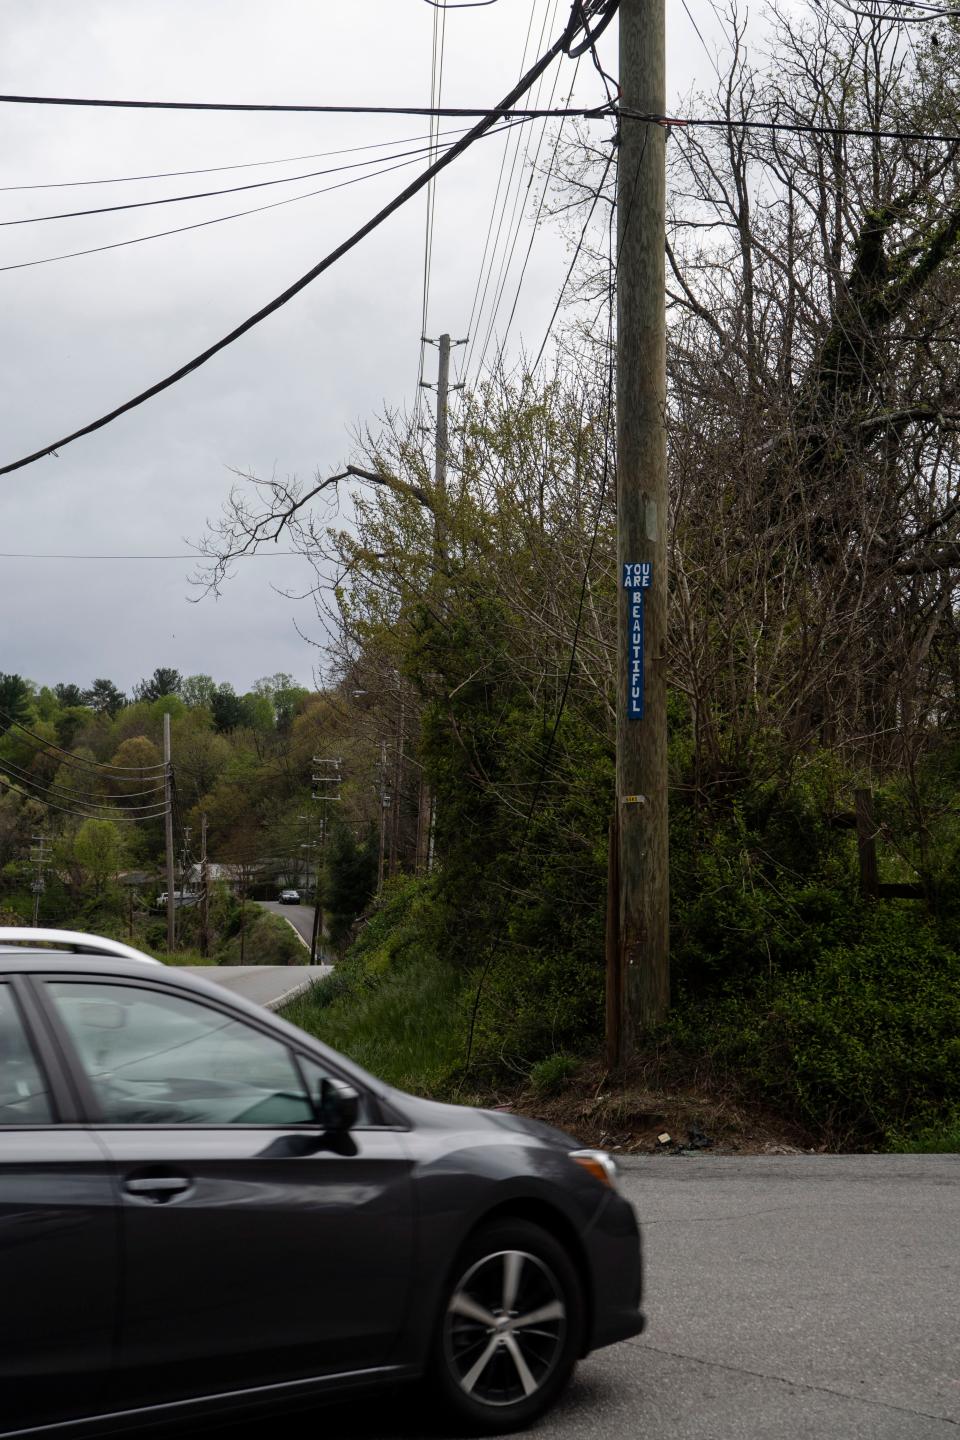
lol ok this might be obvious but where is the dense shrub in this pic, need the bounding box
[672,907,960,1145]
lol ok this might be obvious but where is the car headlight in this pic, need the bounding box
[569,1149,619,1191]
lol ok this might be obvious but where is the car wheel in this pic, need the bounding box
[431,1218,583,1433]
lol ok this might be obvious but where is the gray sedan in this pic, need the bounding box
[0,929,644,1436]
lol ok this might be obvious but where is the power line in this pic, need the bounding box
[0,2,607,478]
[0,126,476,192]
[0,766,169,823]
[461,0,552,385]
[0,755,165,809]
[0,94,612,118]
[0,712,167,773]
[0,135,470,228]
[621,108,960,145]
[470,0,566,383]
[0,142,470,275]
[0,551,301,559]
[0,771,168,824]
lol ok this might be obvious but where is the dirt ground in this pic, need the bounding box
[492,1059,822,1156]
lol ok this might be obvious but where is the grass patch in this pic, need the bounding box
[887,1111,960,1153]
[281,952,465,1095]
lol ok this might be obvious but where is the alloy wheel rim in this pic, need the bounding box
[444,1248,567,1408]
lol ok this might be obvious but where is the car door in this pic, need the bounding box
[38,974,414,1411]
[0,976,119,1432]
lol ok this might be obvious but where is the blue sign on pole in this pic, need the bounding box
[623,564,652,720]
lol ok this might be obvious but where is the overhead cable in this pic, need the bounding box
[0,772,169,823]
[0,135,473,228]
[0,95,611,118]
[0,138,487,275]
[0,712,167,772]
[0,755,165,809]
[0,126,475,191]
[620,108,960,145]
[0,0,614,478]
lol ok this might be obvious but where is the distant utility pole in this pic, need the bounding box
[377,739,390,894]
[311,756,342,962]
[163,713,176,953]
[611,0,670,1062]
[29,833,48,927]
[416,331,467,873]
[199,812,210,958]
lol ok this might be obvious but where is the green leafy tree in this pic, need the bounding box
[182,674,217,709]
[73,819,123,896]
[85,678,126,716]
[134,668,182,702]
[54,683,85,708]
[211,684,247,733]
[0,675,32,736]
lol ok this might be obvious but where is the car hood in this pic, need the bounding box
[385,1088,578,1150]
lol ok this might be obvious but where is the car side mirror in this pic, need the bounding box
[317,1077,360,1133]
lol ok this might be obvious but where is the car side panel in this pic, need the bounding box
[0,1133,119,1432]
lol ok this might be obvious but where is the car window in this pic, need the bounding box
[46,981,314,1127]
[0,983,53,1125]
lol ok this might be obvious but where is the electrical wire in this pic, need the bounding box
[462,0,555,385]
[0,755,165,809]
[458,0,543,387]
[0,141,475,275]
[470,0,566,382]
[0,771,169,824]
[0,2,605,478]
[0,135,472,228]
[0,126,476,192]
[0,551,300,559]
[474,14,584,381]
[415,0,449,415]
[0,95,612,118]
[0,768,169,821]
[0,712,167,773]
[620,108,960,145]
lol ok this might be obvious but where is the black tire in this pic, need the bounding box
[429,1218,583,1434]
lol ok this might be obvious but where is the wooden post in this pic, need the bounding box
[605,815,623,1069]
[199,812,210,958]
[617,0,670,1049]
[163,713,176,953]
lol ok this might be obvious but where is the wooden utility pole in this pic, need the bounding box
[435,331,451,492]
[199,812,210,958]
[163,712,176,953]
[613,0,670,1057]
[415,331,464,873]
[311,756,341,961]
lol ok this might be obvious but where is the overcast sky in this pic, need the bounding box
[0,0,727,697]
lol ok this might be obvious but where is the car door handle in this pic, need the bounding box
[122,1175,193,1203]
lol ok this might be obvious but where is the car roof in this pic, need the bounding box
[0,928,161,966]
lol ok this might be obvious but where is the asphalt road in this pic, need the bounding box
[188,1154,959,1440]
[258,900,318,949]
[180,964,331,1010]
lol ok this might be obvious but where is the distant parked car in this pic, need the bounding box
[278,889,300,905]
[0,926,644,1436]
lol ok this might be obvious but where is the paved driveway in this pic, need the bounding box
[186,1153,959,1439]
